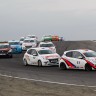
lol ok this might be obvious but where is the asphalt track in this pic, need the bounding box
[0,52,96,87]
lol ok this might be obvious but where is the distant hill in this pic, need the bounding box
[53,41,96,56]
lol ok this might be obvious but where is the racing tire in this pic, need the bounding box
[60,62,67,70]
[38,60,42,67]
[7,54,13,58]
[9,55,13,58]
[85,64,92,71]
[23,59,28,66]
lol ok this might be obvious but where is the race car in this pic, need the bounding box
[22,38,37,51]
[41,35,64,41]
[38,42,56,53]
[19,37,25,45]
[0,42,12,58]
[23,47,60,66]
[59,49,96,71]
[41,35,52,42]
[8,40,22,54]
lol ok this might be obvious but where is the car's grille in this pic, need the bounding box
[0,50,8,54]
[48,58,58,63]
[25,46,32,49]
[12,48,17,52]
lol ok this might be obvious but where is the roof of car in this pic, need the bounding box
[24,38,35,40]
[64,49,94,54]
[8,40,20,42]
[39,41,53,44]
[0,43,9,45]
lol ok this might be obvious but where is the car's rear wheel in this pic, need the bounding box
[85,64,92,71]
[23,59,28,66]
[60,62,67,70]
[38,60,42,67]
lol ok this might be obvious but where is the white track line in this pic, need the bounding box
[0,73,96,88]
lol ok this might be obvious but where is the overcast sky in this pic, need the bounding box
[0,0,96,41]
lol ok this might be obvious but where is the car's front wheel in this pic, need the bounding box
[59,62,67,70]
[38,60,42,67]
[85,64,92,71]
[23,59,28,66]
[7,54,13,58]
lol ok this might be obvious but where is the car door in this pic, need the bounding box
[30,49,38,65]
[71,51,86,69]
[65,51,86,69]
[26,49,33,65]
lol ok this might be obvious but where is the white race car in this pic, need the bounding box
[59,49,96,71]
[38,42,56,53]
[23,47,60,66]
[19,37,25,45]
[22,38,37,50]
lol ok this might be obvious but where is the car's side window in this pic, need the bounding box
[31,49,38,56]
[66,52,72,57]
[27,49,32,55]
[72,51,83,59]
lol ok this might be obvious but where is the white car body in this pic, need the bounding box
[22,38,37,50]
[20,37,25,45]
[26,35,38,40]
[59,49,96,71]
[23,47,60,66]
[38,42,56,53]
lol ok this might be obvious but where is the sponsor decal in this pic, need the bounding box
[61,58,76,68]
[46,55,58,59]
[85,59,96,69]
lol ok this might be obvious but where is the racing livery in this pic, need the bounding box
[0,42,12,58]
[23,47,60,66]
[59,49,96,71]
[8,40,22,54]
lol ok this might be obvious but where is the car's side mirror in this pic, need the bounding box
[33,54,38,56]
[78,56,83,59]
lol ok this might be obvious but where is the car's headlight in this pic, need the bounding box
[42,56,48,60]
[8,49,12,52]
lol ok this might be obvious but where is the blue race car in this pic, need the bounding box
[8,40,22,54]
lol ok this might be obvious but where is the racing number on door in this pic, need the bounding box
[77,61,80,64]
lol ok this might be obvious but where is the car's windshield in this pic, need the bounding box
[83,52,96,57]
[31,36,36,38]
[24,40,30,43]
[40,43,54,47]
[9,42,20,45]
[0,45,10,49]
[24,40,34,43]
[30,40,35,42]
[38,50,53,55]
[20,38,24,41]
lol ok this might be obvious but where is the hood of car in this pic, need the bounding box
[10,45,21,48]
[0,48,10,51]
[22,43,33,46]
[41,53,59,59]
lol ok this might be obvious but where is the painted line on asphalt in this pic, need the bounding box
[0,73,96,88]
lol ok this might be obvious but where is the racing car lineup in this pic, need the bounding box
[0,35,96,71]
